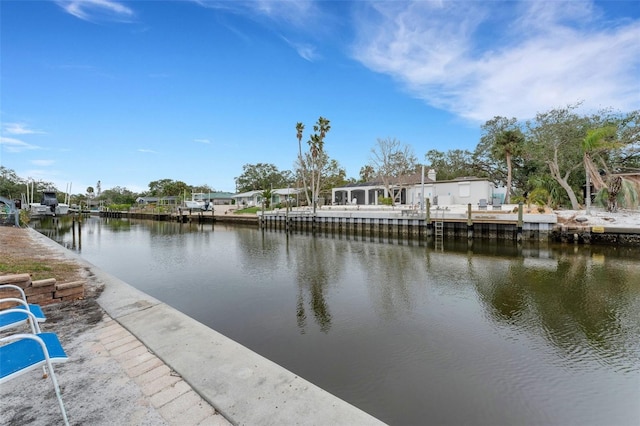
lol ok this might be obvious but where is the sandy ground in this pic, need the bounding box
[554,208,640,228]
[0,300,173,425]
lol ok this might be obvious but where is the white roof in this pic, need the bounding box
[272,188,302,195]
[232,190,262,198]
[232,188,302,198]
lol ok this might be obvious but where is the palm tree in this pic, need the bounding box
[581,126,617,213]
[309,117,331,213]
[296,122,311,206]
[594,177,638,213]
[359,165,375,182]
[493,129,524,204]
[261,187,273,209]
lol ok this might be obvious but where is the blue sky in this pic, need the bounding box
[1,0,639,194]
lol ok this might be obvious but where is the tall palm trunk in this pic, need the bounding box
[505,152,512,204]
[296,123,311,207]
[607,176,622,212]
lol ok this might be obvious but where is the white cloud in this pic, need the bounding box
[254,0,315,26]
[281,36,320,62]
[0,137,41,153]
[195,0,317,28]
[195,1,326,60]
[194,138,211,144]
[352,1,640,122]
[56,0,135,23]
[3,122,45,135]
[137,148,157,153]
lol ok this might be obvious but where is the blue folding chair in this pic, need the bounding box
[0,310,69,426]
[0,284,46,332]
[0,298,46,333]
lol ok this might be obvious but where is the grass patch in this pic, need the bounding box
[234,207,271,214]
[0,227,84,283]
[0,256,80,281]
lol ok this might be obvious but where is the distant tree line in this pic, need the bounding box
[234,106,639,211]
[0,170,217,210]
[3,105,638,212]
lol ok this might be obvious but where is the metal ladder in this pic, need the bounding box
[433,209,444,250]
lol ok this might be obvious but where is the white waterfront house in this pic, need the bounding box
[232,190,262,207]
[203,192,235,205]
[331,170,505,207]
[271,188,303,206]
[232,188,303,207]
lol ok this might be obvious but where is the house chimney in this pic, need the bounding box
[428,169,436,181]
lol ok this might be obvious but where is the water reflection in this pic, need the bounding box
[476,249,640,372]
[291,237,333,333]
[31,217,640,425]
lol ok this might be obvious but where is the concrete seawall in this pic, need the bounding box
[98,208,640,245]
[29,228,386,425]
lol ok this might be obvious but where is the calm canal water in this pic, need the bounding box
[33,216,640,425]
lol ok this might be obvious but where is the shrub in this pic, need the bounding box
[107,204,131,211]
[19,210,30,226]
[528,188,549,207]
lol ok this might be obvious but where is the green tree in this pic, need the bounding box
[477,116,524,204]
[234,163,293,194]
[321,159,349,200]
[98,186,137,205]
[165,181,189,197]
[294,156,351,204]
[424,149,478,181]
[359,165,375,182]
[147,179,189,197]
[520,175,564,209]
[147,179,172,196]
[526,104,588,210]
[191,184,213,194]
[615,110,640,170]
[0,167,26,199]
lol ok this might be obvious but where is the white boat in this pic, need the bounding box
[55,183,72,215]
[29,203,52,216]
[184,192,206,210]
[56,203,70,215]
[32,185,72,216]
[40,190,59,215]
[22,183,54,216]
[184,200,205,209]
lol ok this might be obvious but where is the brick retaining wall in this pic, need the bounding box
[0,273,85,306]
